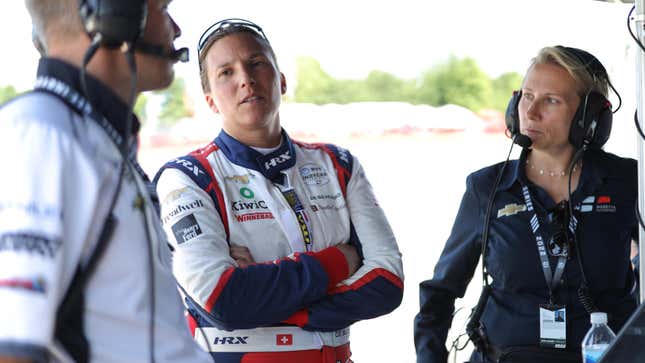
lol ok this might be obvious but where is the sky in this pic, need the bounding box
[1,0,636,92]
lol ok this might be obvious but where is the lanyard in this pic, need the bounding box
[273,172,313,252]
[521,185,577,303]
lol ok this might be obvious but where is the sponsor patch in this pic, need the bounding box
[162,199,205,225]
[299,163,330,186]
[235,212,274,222]
[240,187,255,199]
[162,187,191,204]
[232,199,268,212]
[580,195,616,213]
[171,158,205,177]
[310,203,346,212]
[0,277,46,293]
[337,147,350,164]
[263,151,291,171]
[309,193,341,202]
[224,174,254,185]
[171,214,202,244]
[0,233,62,258]
[276,334,293,346]
[497,203,527,218]
[212,336,249,345]
[597,196,611,204]
[0,200,61,219]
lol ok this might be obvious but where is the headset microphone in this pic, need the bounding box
[513,133,533,148]
[134,42,189,63]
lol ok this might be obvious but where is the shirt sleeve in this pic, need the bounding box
[282,157,404,331]
[156,167,351,331]
[413,174,483,363]
[0,98,84,361]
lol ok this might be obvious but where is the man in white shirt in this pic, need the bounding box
[0,1,213,362]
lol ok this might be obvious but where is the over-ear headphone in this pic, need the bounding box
[505,46,613,150]
[79,0,147,47]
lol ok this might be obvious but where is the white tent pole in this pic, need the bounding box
[636,0,645,304]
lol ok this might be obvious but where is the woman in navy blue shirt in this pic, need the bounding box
[414,46,638,363]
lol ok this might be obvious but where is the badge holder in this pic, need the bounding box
[539,304,567,348]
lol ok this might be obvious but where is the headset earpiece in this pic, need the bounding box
[505,90,522,137]
[569,91,612,149]
[557,46,613,149]
[79,0,147,47]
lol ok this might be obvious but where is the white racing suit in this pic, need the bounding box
[154,129,404,363]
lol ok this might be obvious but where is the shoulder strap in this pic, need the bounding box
[55,214,117,363]
[153,143,230,241]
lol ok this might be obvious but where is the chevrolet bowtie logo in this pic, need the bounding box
[497,203,527,218]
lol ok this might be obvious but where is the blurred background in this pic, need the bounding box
[1,0,640,361]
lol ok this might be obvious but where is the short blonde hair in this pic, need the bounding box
[531,46,609,98]
[25,0,84,49]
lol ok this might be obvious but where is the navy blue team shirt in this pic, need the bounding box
[414,147,638,363]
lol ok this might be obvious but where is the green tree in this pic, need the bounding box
[293,57,336,104]
[155,77,193,127]
[0,85,19,105]
[363,70,416,102]
[418,55,492,111]
[134,93,149,122]
[490,72,523,111]
[293,54,520,113]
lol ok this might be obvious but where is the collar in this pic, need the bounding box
[498,147,606,207]
[35,58,140,144]
[214,129,296,181]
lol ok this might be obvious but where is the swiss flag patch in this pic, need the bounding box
[276,334,293,345]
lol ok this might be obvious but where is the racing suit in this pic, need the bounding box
[154,129,404,363]
[0,58,212,363]
[414,148,638,363]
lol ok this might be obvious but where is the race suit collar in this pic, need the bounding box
[214,129,296,181]
[35,57,141,141]
[498,147,605,207]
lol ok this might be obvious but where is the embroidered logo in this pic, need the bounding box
[497,203,527,218]
[224,174,254,185]
[171,214,202,243]
[276,334,293,346]
[580,195,616,213]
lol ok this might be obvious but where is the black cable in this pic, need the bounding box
[635,110,645,140]
[480,137,518,285]
[80,36,101,107]
[566,147,598,314]
[628,6,645,53]
[453,137,519,358]
[635,202,645,232]
[80,36,159,363]
[608,80,622,114]
[121,46,156,363]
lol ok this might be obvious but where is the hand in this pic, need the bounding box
[335,243,361,276]
[230,245,255,268]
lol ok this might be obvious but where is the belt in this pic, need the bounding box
[194,326,351,353]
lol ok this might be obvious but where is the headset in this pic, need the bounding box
[62,2,155,363]
[79,0,188,62]
[79,0,147,47]
[505,46,614,150]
